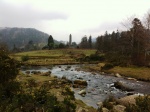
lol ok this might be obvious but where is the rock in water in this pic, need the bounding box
[78,90,86,96]
[114,81,133,91]
[74,80,87,86]
[115,73,121,78]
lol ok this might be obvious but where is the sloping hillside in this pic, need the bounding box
[0,27,50,49]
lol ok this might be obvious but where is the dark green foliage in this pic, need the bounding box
[89,53,105,61]
[0,45,76,112]
[101,63,114,70]
[0,82,77,112]
[62,87,75,100]
[88,35,92,49]
[0,51,19,84]
[48,35,54,50]
[63,97,76,112]
[59,43,66,48]
[75,51,105,62]
[21,55,29,62]
[80,36,88,49]
[126,95,150,112]
[105,52,131,67]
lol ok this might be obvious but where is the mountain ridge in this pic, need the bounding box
[0,27,57,50]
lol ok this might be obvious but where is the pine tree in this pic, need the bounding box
[48,35,54,50]
[88,35,92,49]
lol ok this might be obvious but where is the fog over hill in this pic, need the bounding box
[0,27,58,49]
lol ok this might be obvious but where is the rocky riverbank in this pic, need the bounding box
[21,64,150,111]
[19,70,97,112]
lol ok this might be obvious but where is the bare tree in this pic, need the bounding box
[143,10,150,30]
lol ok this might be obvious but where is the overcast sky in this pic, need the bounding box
[0,0,150,42]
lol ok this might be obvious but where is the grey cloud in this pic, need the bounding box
[83,21,122,35]
[0,1,68,27]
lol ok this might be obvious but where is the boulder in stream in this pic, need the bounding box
[78,89,86,96]
[74,80,87,86]
[31,71,41,74]
[41,71,51,76]
[115,73,122,78]
[114,81,133,91]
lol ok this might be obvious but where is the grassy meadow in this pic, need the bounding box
[11,49,96,65]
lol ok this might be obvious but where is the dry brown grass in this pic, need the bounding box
[108,66,150,81]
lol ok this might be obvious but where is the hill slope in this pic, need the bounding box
[0,27,51,49]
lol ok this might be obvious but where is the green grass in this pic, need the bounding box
[12,49,96,57]
[11,49,96,65]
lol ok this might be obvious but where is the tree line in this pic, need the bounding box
[95,17,150,66]
[79,13,150,66]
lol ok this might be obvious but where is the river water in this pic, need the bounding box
[21,65,150,108]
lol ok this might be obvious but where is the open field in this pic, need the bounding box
[11,49,96,65]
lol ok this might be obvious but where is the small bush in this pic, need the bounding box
[101,63,114,70]
[98,96,116,111]
[89,54,105,61]
[105,52,131,67]
[21,55,29,62]
[27,79,38,88]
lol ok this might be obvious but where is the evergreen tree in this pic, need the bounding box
[103,31,111,52]
[48,35,54,50]
[96,36,103,52]
[88,35,92,49]
[80,35,88,49]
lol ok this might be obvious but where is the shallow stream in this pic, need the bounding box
[21,65,150,108]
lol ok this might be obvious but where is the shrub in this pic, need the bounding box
[62,87,75,100]
[89,54,105,61]
[105,52,131,67]
[101,63,114,70]
[27,78,38,88]
[126,95,150,112]
[0,50,19,84]
[21,55,29,62]
[63,97,76,112]
[98,96,116,112]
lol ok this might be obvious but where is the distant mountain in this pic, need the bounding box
[0,27,58,50]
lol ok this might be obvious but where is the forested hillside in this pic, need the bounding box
[0,27,49,49]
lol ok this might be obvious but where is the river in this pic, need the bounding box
[21,64,150,108]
